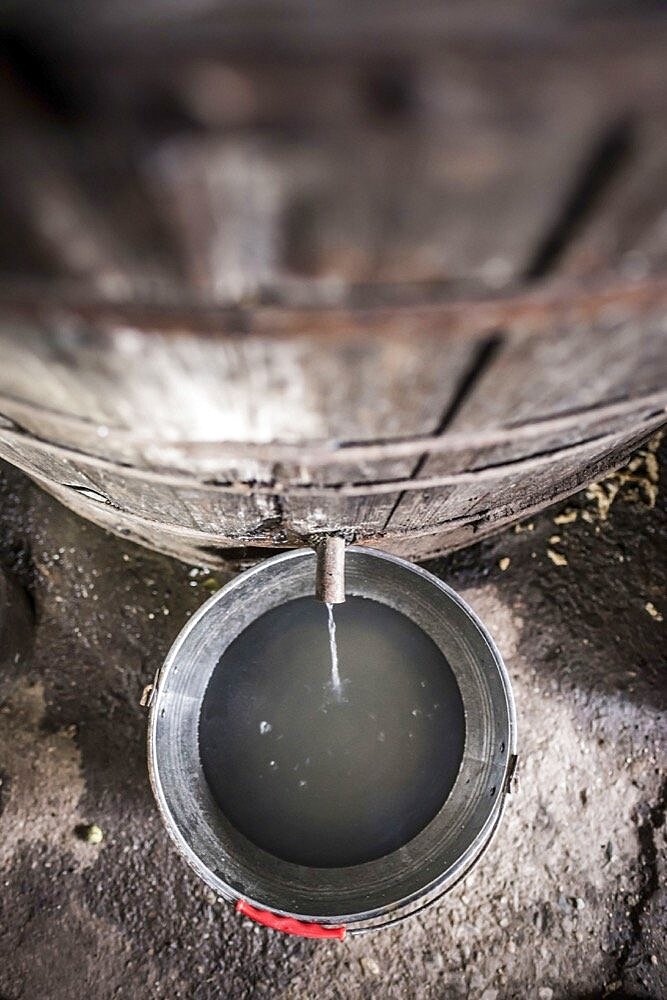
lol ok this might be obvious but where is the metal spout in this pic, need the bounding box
[315,536,346,604]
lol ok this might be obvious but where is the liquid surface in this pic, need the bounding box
[199,596,465,868]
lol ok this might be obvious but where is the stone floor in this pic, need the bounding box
[0,440,665,1000]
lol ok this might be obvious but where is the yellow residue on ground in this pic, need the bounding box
[585,431,662,522]
[553,509,578,525]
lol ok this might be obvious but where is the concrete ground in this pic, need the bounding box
[0,438,665,1000]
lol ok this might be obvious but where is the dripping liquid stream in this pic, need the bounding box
[326,601,342,699]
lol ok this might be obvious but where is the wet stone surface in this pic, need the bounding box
[0,440,665,1000]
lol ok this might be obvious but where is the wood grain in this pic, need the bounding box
[0,21,665,565]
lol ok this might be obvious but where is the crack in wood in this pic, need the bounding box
[2,391,666,468]
[526,116,635,280]
[381,332,503,530]
[1,414,665,500]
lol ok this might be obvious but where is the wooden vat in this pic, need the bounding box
[0,4,665,567]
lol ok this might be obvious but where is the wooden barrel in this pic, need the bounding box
[0,5,666,568]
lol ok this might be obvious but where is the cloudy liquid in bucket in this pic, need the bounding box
[199,596,465,868]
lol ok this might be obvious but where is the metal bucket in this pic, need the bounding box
[147,547,516,936]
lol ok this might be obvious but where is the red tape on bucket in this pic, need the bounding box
[236,900,346,940]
